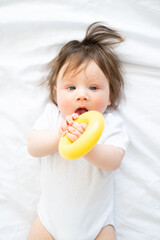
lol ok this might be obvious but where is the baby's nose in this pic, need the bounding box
[76,90,88,101]
[76,95,88,101]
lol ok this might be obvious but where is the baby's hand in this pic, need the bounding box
[59,113,88,142]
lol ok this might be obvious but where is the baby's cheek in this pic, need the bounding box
[57,94,74,117]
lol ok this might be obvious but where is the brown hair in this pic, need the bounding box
[44,22,124,109]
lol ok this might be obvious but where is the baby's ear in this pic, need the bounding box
[108,99,111,106]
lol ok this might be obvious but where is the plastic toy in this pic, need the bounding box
[58,110,104,160]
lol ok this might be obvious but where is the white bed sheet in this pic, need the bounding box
[0,1,160,239]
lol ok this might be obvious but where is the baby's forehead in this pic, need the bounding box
[57,60,107,85]
[60,60,91,79]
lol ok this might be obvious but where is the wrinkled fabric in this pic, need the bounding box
[0,1,160,240]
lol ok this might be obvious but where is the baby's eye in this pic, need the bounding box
[89,86,97,91]
[68,86,76,90]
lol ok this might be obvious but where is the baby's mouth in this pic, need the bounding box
[75,107,88,116]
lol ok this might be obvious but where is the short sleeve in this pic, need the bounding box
[32,103,60,130]
[99,111,129,151]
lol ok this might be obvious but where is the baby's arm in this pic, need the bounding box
[28,113,87,158]
[60,114,125,171]
[27,129,60,157]
[84,145,124,171]
[60,113,124,171]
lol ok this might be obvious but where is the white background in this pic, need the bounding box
[0,1,160,239]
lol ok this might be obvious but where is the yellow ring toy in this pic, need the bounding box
[58,110,104,160]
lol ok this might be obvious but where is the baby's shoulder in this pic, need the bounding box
[44,102,59,114]
[103,110,124,127]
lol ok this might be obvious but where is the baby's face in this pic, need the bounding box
[56,60,111,117]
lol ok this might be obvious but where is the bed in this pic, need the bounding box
[0,0,160,239]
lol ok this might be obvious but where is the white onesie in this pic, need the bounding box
[32,103,129,240]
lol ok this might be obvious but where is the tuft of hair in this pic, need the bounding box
[43,22,124,110]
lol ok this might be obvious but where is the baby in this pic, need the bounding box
[27,22,129,240]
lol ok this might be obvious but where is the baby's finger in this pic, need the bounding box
[71,113,79,120]
[61,120,68,131]
[68,125,81,138]
[71,122,84,134]
[59,128,66,137]
[66,132,78,142]
[65,115,74,125]
[80,123,88,130]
